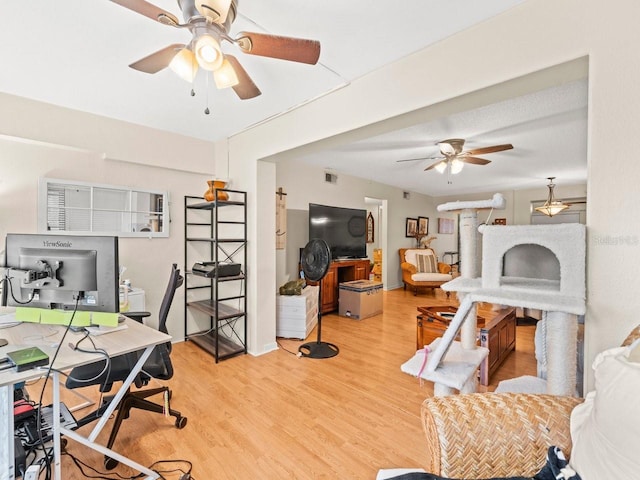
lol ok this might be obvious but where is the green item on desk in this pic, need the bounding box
[15,307,41,323]
[41,309,91,326]
[15,307,92,326]
[91,311,119,327]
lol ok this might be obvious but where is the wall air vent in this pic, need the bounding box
[403,191,411,200]
[325,172,338,184]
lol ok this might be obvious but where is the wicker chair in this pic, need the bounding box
[421,324,640,479]
[421,393,582,478]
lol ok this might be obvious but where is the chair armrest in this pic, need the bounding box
[421,393,582,478]
[437,262,451,274]
[400,262,417,274]
[124,311,151,324]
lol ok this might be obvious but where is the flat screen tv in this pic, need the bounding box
[3,233,120,312]
[308,203,367,260]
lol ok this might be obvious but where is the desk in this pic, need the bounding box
[0,308,170,480]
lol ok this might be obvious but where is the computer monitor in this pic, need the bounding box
[2,234,119,313]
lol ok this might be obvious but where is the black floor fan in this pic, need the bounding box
[298,239,339,359]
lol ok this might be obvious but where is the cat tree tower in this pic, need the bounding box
[402,193,586,397]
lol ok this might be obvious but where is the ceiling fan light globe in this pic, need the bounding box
[195,34,223,71]
[169,48,198,83]
[450,158,464,174]
[214,58,239,88]
[434,161,447,173]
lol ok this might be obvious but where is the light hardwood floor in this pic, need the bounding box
[36,288,537,479]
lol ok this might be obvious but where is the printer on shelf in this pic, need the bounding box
[192,262,242,278]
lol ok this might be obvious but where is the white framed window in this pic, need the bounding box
[38,178,169,237]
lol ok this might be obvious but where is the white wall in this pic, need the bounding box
[229,0,640,391]
[0,103,223,341]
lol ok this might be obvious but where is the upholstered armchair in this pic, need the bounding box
[399,248,452,296]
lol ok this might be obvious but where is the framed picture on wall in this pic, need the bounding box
[438,218,455,234]
[366,212,375,243]
[418,216,429,235]
[406,218,418,237]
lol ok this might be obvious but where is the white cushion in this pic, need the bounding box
[376,468,426,479]
[404,248,436,266]
[569,339,640,480]
[411,272,452,282]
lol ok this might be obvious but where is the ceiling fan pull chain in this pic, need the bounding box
[204,72,211,115]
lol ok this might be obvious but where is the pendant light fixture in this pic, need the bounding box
[535,177,569,216]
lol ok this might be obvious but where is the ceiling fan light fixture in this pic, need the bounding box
[438,142,457,156]
[194,34,223,71]
[434,161,448,173]
[169,48,198,83]
[196,0,232,23]
[535,177,569,217]
[450,158,464,174]
[213,57,239,88]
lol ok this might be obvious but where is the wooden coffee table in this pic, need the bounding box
[416,304,516,386]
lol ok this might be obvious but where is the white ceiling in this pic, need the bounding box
[0,0,588,197]
[297,79,589,197]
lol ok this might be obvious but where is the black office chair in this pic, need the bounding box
[66,263,187,469]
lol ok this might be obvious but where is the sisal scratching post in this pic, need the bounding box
[459,209,478,350]
[545,311,578,395]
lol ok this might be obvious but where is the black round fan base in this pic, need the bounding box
[298,341,339,359]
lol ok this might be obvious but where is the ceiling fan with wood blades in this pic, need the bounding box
[397,138,514,176]
[110,0,321,101]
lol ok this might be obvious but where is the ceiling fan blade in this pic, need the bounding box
[225,55,261,100]
[396,155,443,163]
[110,0,179,26]
[129,44,185,73]
[424,159,447,171]
[464,144,513,156]
[235,32,321,65]
[461,156,492,165]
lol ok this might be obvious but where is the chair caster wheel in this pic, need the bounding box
[176,416,188,429]
[104,456,119,470]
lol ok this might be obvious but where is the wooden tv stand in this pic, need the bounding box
[308,259,370,313]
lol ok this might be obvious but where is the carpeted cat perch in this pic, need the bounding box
[402,194,586,397]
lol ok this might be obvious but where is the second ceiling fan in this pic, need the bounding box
[398,138,514,175]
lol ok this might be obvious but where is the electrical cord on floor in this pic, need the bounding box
[63,449,195,480]
[276,339,300,356]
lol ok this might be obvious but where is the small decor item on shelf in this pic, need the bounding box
[204,179,229,202]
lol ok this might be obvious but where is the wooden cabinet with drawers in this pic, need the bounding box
[308,259,371,313]
[416,305,516,386]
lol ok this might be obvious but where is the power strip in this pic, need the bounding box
[23,465,40,480]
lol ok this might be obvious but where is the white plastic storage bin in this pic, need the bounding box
[276,285,319,339]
